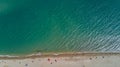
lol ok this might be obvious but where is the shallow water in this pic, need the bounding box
[0,0,120,55]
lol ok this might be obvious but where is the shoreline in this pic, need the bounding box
[0,52,119,67]
[0,52,120,59]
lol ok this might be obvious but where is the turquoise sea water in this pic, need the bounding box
[0,0,120,55]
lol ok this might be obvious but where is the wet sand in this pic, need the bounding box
[0,52,119,67]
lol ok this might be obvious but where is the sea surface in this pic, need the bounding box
[0,0,120,55]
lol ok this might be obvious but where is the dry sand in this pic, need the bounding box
[0,52,119,67]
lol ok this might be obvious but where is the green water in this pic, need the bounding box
[0,0,120,55]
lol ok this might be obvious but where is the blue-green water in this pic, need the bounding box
[0,0,120,55]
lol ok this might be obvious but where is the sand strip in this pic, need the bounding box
[0,52,119,67]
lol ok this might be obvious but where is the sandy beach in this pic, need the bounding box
[0,52,119,67]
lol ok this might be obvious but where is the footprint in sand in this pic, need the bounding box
[3,65,8,67]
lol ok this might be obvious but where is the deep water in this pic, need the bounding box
[0,0,120,55]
